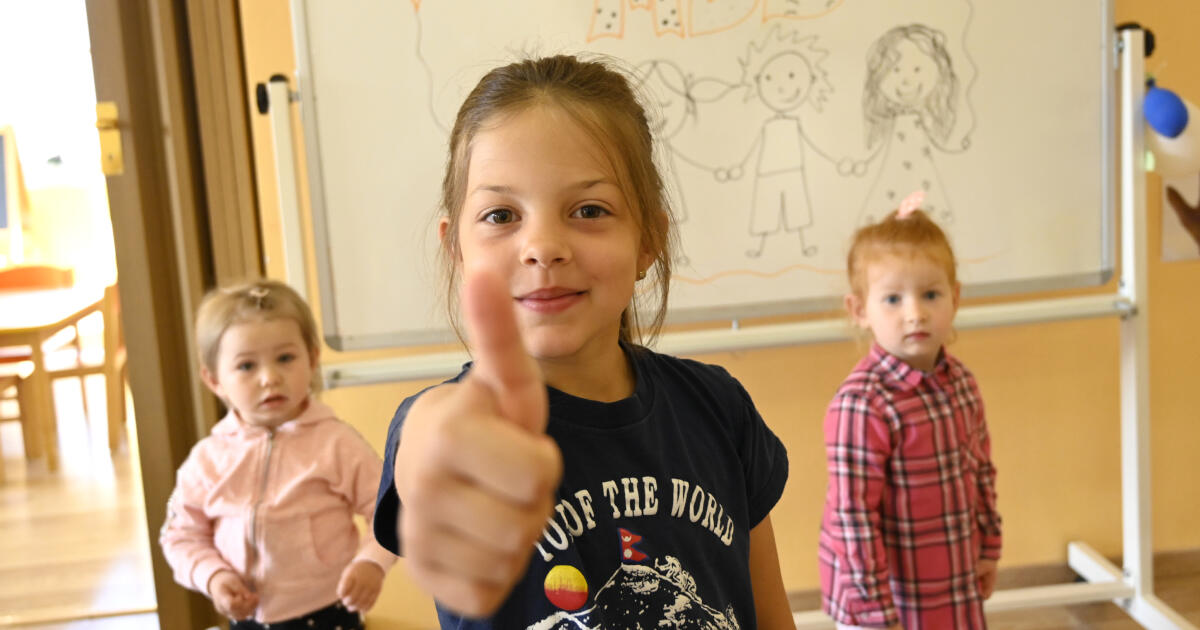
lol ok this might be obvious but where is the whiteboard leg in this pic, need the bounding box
[1126,595,1200,630]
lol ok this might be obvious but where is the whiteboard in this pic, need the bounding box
[292,0,1113,350]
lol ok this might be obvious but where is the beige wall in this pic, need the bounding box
[241,1,1200,627]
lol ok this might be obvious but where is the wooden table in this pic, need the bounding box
[0,287,107,471]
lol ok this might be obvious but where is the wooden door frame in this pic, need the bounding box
[186,0,264,284]
[87,0,263,626]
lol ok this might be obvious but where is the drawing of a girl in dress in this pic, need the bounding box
[859,24,967,225]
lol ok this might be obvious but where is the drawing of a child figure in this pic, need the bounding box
[634,58,733,267]
[718,26,843,259]
[859,24,966,226]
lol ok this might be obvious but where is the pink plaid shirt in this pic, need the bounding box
[819,344,1001,629]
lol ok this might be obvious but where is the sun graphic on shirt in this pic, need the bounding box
[543,564,588,611]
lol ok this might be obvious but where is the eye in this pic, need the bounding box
[278,352,296,364]
[482,208,516,224]
[237,361,254,372]
[924,290,940,300]
[573,204,611,219]
[883,294,901,305]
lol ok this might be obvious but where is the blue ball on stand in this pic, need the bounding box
[1144,81,1200,177]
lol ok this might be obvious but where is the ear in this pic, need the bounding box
[844,293,868,328]
[638,212,668,274]
[637,246,655,279]
[308,346,321,370]
[437,216,463,262]
[200,365,223,398]
[952,282,961,312]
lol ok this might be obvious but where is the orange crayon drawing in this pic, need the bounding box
[589,0,846,41]
[675,262,840,285]
[761,0,844,24]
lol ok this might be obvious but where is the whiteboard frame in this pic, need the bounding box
[290,0,1116,352]
[290,0,342,346]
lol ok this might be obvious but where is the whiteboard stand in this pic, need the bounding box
[794,26,1194,630]
[259,74,310,302]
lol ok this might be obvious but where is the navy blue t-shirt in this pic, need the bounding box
[374,345,788,629]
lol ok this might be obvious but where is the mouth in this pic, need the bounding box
[778,87,802,103]
[260,394,288,407]
[905,331,931,342]
[517,287,586,314]
[895,83,924,102]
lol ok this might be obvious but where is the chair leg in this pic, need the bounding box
[12,378,35,480]
[78,376,90,430]
[18,403,40,459]
[72,324,91,428]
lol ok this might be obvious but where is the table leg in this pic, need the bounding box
[28,343,58,472]
[102,286,125,452]
[18,378,43,459]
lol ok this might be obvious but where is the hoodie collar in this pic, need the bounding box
[211,397,335,436]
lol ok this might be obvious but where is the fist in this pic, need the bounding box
[208,570,258,620]
[394,269,562,617]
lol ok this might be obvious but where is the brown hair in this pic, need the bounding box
[195,279,321,390]
[846,208,957,299]
[438,54,675,347]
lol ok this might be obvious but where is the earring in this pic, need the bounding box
[637,269,647,281]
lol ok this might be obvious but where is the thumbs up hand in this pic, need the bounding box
[393,268,562,618]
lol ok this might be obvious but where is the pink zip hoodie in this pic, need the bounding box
[160,399,397,623]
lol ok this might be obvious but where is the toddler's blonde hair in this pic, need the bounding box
[195,279,321,390]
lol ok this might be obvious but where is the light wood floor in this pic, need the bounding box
[0,375,156,627]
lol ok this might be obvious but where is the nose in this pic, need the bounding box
[904,299,927,323]
[258,364,282,386]
[520,215,571,268]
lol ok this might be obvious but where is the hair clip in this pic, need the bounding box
[247,286,270,308]
[897,190,925,219]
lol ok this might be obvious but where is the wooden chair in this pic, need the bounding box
[0,265,74,290]
[0,265,80,458]
[44,284,128,451]
[0,267,127,454]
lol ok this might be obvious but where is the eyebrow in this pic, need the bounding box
[471,178,613,196]
[232,342,301,359]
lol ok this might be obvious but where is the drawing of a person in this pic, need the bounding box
[634,59,735,267]
[635,59,698,224]
[718,26,842,259]
[859,24,966,225]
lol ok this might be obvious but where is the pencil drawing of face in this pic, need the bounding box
[740,25,832,113]
[864,24,958,148]
[880,39,938,108]
[635,60,693,139]
[756,52,815,113]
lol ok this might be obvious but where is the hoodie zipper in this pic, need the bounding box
[246,428,276,592]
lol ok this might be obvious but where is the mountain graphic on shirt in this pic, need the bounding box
[526,556,741,630]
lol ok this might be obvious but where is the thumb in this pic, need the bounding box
[462,266,548,432]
